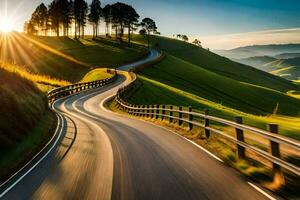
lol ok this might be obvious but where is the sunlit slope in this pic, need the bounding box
[0,33,146,82]
[134,54,300,116]
[132,35,299,93]
[237,56,300,81]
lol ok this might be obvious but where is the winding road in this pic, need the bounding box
[0,50,280,200]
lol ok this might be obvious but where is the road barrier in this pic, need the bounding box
[114,72,300,179]
[47,70,118,103]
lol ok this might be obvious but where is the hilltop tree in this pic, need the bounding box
[30,3,48,35]
[110,2,127,42]
[61,0,73,37]
[141,18,157,49]
[124,5,139,46]
[48,0,61,36]
[74,0,88,38]
[192,39,202,47]
[181,35,189,42]
[88,0,102,38]
[103,4,112,36]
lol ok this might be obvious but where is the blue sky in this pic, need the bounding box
[1,0,300,49]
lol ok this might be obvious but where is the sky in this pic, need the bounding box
[0,0,300,49]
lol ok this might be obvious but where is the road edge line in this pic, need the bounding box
[248,182,277,200]
[0,101,65,198]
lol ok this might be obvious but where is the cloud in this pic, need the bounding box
[197,28,300,50]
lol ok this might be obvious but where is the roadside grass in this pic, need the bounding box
[80,68,113,82]
[0,61,70,92]
[0,111,56,181]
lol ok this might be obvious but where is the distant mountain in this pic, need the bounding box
[215,43,300,59]
[235,55,300,81]
[234,56,277,68]
[274,53,300,59]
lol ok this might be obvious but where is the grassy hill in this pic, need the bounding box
[129,35,300,139]
[215,43,300,59]
[0,67,55,179]
[1,32,147,82]
[234,56,277,68]
[236,55,300,81]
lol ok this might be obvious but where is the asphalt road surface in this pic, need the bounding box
[0,50,279,200]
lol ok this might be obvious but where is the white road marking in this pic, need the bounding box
[0,102,65,198]
[248,182,277,200]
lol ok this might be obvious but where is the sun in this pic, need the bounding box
[0,19,14,33]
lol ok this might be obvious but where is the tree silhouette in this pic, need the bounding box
[61,0,73,37]
[141,18,157,49]
[124,5,139,46]
[192,39,202,47]
[103,4,112,36]
[181,35,189,42]
[30,3,48,35]
[48,0,61,36]
[88,0,102,38]
[139,29,146,35]
[74,0,88,38]
[110,3,127,42]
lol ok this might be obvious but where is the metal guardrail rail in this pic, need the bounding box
[114,72,300,177]
[47,70,118,103]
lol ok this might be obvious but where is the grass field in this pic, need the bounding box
[128,35,300,140]
[1,33,147,82]
[80,68,114,82]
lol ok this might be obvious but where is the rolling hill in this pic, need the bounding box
[130,35,300,139]
[0,32,147,82]
[236,56,300,81]
[215,43,300,59]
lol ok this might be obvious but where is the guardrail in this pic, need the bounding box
[114,72,300,179]
[47,69,118,103]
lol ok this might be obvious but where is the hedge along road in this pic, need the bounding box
[0,49,280,200]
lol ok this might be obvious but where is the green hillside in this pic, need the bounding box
[0,68,55,178]
[132,35,298,93]
[235,56,277,68]
[1,33,147,82]
[236,55,300,81]
[129,35,300,139]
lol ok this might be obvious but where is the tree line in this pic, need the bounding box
[24,0,158,47]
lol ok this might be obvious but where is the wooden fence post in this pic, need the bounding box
[235,116,245,159]
[188,106,193,131]
[269,124,284,182]
[162,105,166,120]
[147,105,150,117]
[156,105,159,119]
[151,105,154,118]
[178,106,183,126]
[169,106,173,123]
[204,109,210,138]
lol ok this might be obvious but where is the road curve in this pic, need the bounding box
[0,49,279,200]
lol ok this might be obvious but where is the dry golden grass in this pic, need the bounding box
[0,61,70,92]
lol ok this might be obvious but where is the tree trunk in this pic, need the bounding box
[128,25,131,47]
[57,23,59,37]
[74,21,77,38]
[147,31,150,49]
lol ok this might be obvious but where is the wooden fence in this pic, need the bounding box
[115,72,300,178]
[47,70,117,103]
